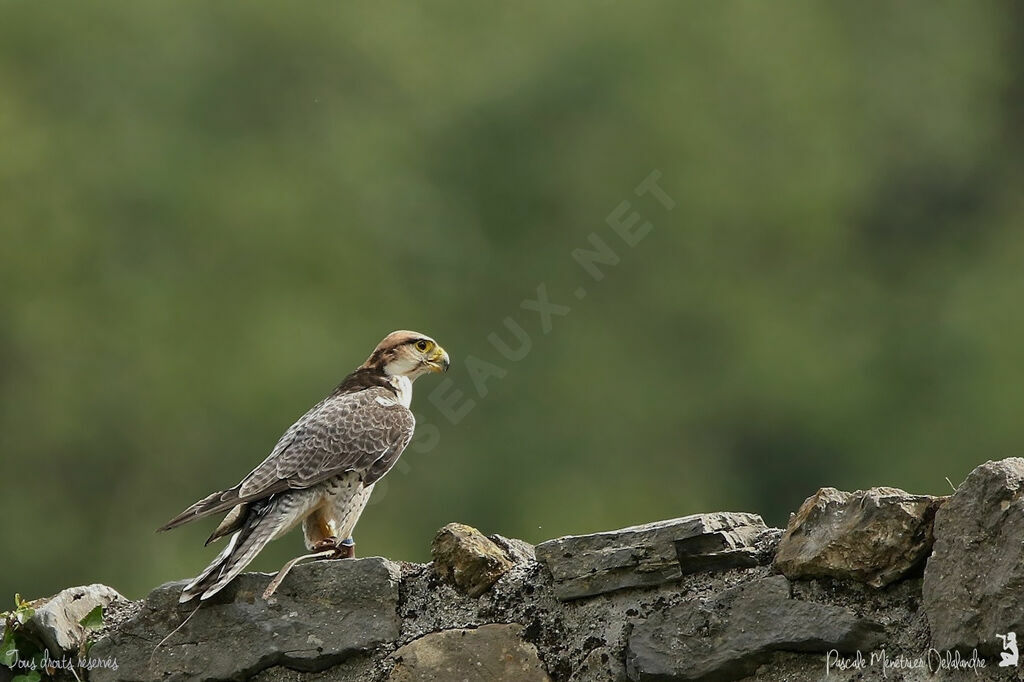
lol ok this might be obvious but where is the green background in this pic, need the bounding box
[3,2,1023,601]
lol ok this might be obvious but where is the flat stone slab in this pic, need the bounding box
[626,575,886,681]
[775,486,943,588]
[89,557,402,682]
[536,512,767,600]
[924,458,1024,654]
[388,624,550,681]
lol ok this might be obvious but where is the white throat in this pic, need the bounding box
[388,375,414,408]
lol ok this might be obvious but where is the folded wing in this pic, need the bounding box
[158,388,415,532]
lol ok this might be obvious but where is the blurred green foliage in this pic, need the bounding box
[2,2,1023,601]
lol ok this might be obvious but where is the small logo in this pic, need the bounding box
[997,632,1018,668]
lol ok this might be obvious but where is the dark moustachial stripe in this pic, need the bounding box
[332,367,397,397]
[332,335,419,397]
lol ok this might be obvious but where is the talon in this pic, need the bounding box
[338,537,355,559]
[311,537,339,553]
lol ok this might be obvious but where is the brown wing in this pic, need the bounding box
[158,387,414,531]
[238,387,414,494]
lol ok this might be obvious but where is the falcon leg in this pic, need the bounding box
[338,537,355,559]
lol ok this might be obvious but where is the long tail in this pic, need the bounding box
[179,499,285,602]
[158,488,243,532]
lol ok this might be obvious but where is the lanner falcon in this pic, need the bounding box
[159,330,449,602]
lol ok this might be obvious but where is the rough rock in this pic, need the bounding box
[249,656,380,682]
[63,460,1024,682]
[774,487,943,588]
[924,458,1024,654]
[431,523,517,597]
[536,513,767,600]
[674,524,765,575]
[387,624,550,681]
[489,532,537,564]
[625,575,886,681]
[89,558,402,682]
[23,583,125,656]
[570,646,629,682]
[79,557,940,682]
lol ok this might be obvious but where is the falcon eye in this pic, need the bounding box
[415,339,432,352]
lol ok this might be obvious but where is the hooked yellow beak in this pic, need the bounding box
[426,346,450,373]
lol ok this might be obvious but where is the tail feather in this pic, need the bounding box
[158,488,242,532]
[204,504,249,546]
[179,502,281,602]
[179,532,241,602]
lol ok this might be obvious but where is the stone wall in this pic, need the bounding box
[14,458,1024,681]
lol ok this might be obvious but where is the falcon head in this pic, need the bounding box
[363,330,450,379]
